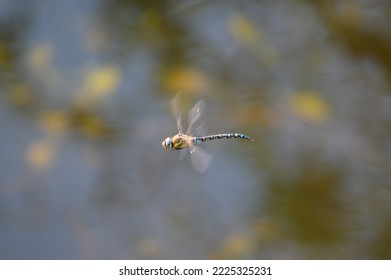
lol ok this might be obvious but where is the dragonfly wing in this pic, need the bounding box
[170,94,183,134]
[189,145,212,173]
[178,148,188,161]
[186,99,207,136]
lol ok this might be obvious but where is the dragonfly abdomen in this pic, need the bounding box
[194,133,253,144]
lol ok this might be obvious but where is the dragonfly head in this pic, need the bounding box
[162,137,173,150]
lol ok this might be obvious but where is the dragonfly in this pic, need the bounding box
[162,95,253,172]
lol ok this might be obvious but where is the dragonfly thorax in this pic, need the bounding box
[162,134,194,150]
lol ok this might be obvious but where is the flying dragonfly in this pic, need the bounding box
[162,95,253,172]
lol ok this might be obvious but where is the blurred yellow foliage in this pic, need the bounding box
[228,14,278,66]
[0,41,11,67]
[0,42,6,60]
[254,219,279,242]
[137,238,160,258]
[213,233,253,259]
[79,114,108,138]
[6,84,33,107]
[26,139,57,171]
[229,14,259,46]
[81,65,121,99]
[235,102,271,127]
[338,2,363,26]
[163,67,207,94]
[139,9,164,34]
[39,110,70,134]
[289,91,330,123]
[27,42,53,71]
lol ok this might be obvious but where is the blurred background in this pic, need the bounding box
[0,0,390,259]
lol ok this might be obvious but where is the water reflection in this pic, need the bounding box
[0,0,390,259]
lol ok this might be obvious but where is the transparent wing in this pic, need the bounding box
[170,94,183,134]
[178,148,188,161]
[189,145,212,173]
[186,99,207,136]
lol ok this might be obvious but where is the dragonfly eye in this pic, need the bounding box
[162,137,173,149]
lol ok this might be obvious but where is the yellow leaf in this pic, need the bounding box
[254,219,279,242]
[213,233,253,259]
[26,140,57,171]
[27,42,53,71]
[6,84,33,107]
[162,67,207,94]
[82,65,121,98]
[39,110,69,134]
[139,9,164,34]
[338,2,363,26]
[290,91,330,123]
[137,238,160,258]
[0,41,12,67]
[79,114,108,138]
[229,14,259,45]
